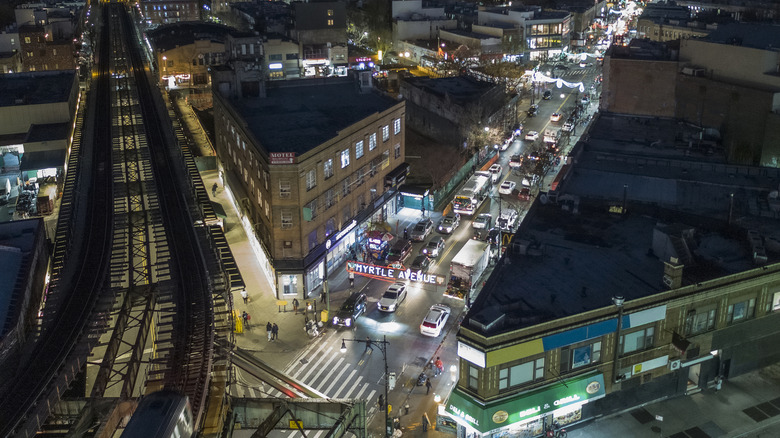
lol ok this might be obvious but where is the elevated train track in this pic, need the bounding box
[0,4,233,436]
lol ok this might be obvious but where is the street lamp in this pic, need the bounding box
[612,295,625,383]
[341,336,392,437]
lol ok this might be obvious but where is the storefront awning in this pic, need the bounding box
[385,162,409,188]
[444,372,605,433]
[398,183,430,198]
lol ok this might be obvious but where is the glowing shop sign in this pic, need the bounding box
[346,261,446,285]
[449,405,479,426]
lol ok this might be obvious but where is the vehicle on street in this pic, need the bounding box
[542,90,552,100]
[472,213,492,229]
[497,209,519,230]
[448,240,491,298]
[422,236,445,257]
[420,304,451,337]
[509,155,524,168]
[544,129,558,144]
[518,187,532,201]
[550,113,562,122]
[488,164,502,183]
[386,239,412,263]
[498,180,516,195]
[410,255,432,272]
[581,96,590,105]
[522,175,539,187]
[378,282,407,312]
[332,292,367,328]
[409,218,434,241]
[562,120,574,132]
[437,213,460,234]
[527,104,539,117]
[579,61,588,68]
[525,131,539,141]
[452,171,491,216]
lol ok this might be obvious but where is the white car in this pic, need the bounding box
[420,304,451,337]
[489,164,502,184]
[472,213,492,229]
[378,282,408,312]
[562,120,574,132]
[498,180,516,195]
[524,131,539,141]
[550,113,562,122]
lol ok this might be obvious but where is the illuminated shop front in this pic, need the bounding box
[441,372,605,437]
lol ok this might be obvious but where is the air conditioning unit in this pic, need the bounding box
[669,360,681,371]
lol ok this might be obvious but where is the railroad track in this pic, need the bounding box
[0,4,225,435]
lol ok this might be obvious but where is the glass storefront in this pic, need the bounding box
[279,273,300,296]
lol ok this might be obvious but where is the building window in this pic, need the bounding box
[308,229,318,250]
[281,210,293,229]
[498,357,544,390]
[327,19,334,26]
[393,118,401,134]
[324,158,334,179]
[394,143,401,159]
[342,205,351,224]
[25,37,31,44]
[341,149,350,168]
[620,327,655,355]
[685,308,716,335]
[468,365,479,390]
[279,180,291,198]
[355,140,364,159]
[382,125,390,141]
[286,53,298,60]
[327,9,334,16]
[304,199,318,221]
[561,341,601,372]
[306,169,316,190]
[269,54,282,61]
[772,291,780,312]
[727,298,755,324]
[326,218,336,237]
[52,48,57,56]
[341,175,351,196]
[324,188,335,209]
[381,150,390,170]
[369,133,377,151]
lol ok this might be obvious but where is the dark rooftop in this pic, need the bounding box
[704,23,780,51]
[402,76,498,106]
[147,21,233,52]
[0,70,75,107]
[25,122,70,143]
[229,77,398,155]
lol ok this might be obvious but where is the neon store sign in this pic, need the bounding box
[347,261,446,285]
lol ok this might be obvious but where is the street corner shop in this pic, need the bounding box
[441,371,606,437]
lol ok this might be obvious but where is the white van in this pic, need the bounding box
[497,210,518,231]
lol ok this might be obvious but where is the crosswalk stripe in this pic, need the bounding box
[287,341,331,378]
[297,346,335,381]
[332,370,359,398]
[322,362,353,394]
[313,357,346,391]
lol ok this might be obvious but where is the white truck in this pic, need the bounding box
[445,239,491,300]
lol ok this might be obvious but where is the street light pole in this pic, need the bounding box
[612,296,625,383]
[341,335,391,438]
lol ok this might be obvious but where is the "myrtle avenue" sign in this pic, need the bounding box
[347,260,447,286]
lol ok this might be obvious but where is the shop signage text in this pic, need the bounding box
[270,152,296,165]
[449,405,479,427]
[347,261,446,285]
[335,220,357,242]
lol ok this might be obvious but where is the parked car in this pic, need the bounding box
[378,282,408,312]
[409,218,434,241]
[410,255,432,272]
[420,304,451,337]
[518,187,532,201]
[489,164,502,184]
[527,104,539,117]
[542,90,552,100]
[472,213,492,229]
[332,292,367,328]
[497,210,519,230]
[386,239,412,263]
[422,236,445,257]
[525,131,539,141]
[499,180,516,195]
[437,214,460,234]
[562,120,574,132]
[550,112,562,122]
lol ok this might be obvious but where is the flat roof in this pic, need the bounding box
[229,78,398,155]
[26,122,70,143]
[0,219,43,337]
[402,76,497,106]
[0,70,75,107]
[704,23,780,51]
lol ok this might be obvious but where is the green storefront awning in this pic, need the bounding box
[444,372,605,433]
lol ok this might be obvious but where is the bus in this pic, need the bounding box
[452,171,491,216]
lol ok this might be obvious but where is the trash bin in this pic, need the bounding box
[320,309,328,323]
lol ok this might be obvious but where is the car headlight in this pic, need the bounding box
[345,318,352,327]
[333,317,339,324]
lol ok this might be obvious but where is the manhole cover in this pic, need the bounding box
[300,358,309,365]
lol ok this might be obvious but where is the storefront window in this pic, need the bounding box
[306,262,323,294]
[281,274,298,296]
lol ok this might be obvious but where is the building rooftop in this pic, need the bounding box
[0,70,75,107]
[25,122,69,143]
[0,219,43,337]
[229,77,398,155]
[703,23,780,51]
[402,76,497,106]
[147,21,233,52]
[465,113,780,336]
[607,38,678,60]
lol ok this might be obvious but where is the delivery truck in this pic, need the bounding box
[445,239,491,300]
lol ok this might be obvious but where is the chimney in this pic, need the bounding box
[663,257,683,289]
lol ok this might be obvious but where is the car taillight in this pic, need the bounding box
[423,322,437,328]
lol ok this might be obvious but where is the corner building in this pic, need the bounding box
[213,75,406,298]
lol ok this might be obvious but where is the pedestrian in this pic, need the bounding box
[426,377,432,394]
[435,357,444,376]
[266,322,272,341]
[378,394,384,410]
[292,298,299,313]
[403,227,409,240]
[364,336,373,353]
[349,271,355,288]
[242,311,248,326]
[421,205,426,216]
[320,291,327,304]
[422,413,430,432]
[246,312,251,328]
[272,323,279,340]
[240,289,248,304]
[212,182,218,197]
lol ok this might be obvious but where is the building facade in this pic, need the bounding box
[290,1,348,77]
[18,25,75,72]
[139,0,201,26]
[212,73,406,298]
[476,6,571,61]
